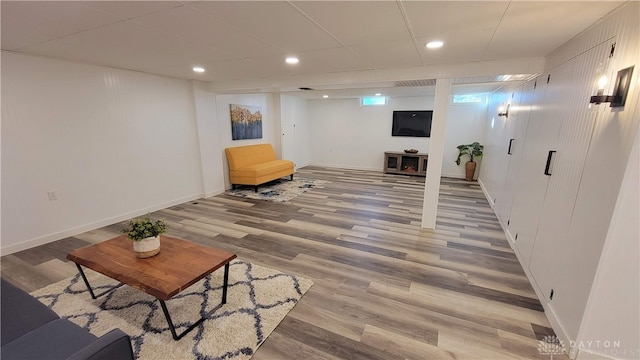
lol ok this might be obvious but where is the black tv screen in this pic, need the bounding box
[392,110,433,137]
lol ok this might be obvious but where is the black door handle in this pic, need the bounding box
[544,151,556,176]
[508,139,515,155]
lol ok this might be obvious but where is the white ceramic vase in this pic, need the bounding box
[133,236,160,258]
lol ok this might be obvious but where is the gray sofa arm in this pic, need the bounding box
[66,329,134,360]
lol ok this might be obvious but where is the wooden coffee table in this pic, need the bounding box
[67,235,237,340]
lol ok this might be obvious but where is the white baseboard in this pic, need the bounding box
[477,177,494,209]
[204,187,226,198]
[0,194,202,256]
[545,304,576,359]
[441,172,466,179]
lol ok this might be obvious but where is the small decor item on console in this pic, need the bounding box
[121,215,167,258]
[404,148,419,153]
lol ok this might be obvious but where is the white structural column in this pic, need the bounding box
[421,78,452,229]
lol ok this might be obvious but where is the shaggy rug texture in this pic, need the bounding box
[31,260,313,360]
[225,177,328,202]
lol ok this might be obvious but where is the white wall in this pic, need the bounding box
[192,81,225,197]
[477,86,517,205]
[442,103,487,179]
[0,52,286,253]
[307,97,429,170]
[576,124,640,359]
[1,52,204,254]
[308,97,432,170]
[307,96,487,175]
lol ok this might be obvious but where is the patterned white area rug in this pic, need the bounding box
[225,177,328,202]
[31,260,313,360]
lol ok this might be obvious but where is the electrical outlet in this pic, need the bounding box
[47,191,58,201]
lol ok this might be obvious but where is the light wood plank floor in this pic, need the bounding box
[1,166,564,359]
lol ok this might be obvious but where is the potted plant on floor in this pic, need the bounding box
[455,142,484,181]
[122,215,167,258]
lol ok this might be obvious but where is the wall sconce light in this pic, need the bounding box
[590,66,634,107]
[498,104,510,117]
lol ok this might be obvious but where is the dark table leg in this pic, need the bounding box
[158,300,208,341]
[159,262,232,341]
[74,263,123,299]
[222,262,230,304]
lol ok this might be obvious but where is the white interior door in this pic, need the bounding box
[281,121,296,169]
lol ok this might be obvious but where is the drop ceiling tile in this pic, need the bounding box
[291,1,412,46]
[349,39,422,69]
[192,49,368,82]
[82,1,184,20]
[145,47,236,69]
[157,56,283,82]
[403,1,509,38]
[498,1,623,31]
[0,0,627,89]
[190,1,341,52]
[416,29,494,65]
[241,53,330,79]
[136,63,213,82]
[483,28,563,61]
[131,5,281,59]
[1,1,123,50]
[484,2,625,60]
[296,47,374,73]
[20,21,216,72]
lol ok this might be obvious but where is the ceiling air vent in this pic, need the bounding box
[298,87,314,91]
[392,79,436,87]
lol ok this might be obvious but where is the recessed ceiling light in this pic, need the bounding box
[193,66,205,73]
[425,41,444,49]
[375,93,382,96]
[323,95,329,98]
[285,56,299,64]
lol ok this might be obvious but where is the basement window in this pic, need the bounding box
[452,94,486,104]
[361,96,387,106]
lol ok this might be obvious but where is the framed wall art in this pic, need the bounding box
[230,104,263,140]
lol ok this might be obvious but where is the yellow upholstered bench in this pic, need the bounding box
[224,144,294,192]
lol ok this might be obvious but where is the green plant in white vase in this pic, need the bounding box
[121,215,167,258]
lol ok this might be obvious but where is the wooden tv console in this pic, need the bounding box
[383,151,428,177]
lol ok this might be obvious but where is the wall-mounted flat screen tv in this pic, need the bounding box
[392,110,433,137]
